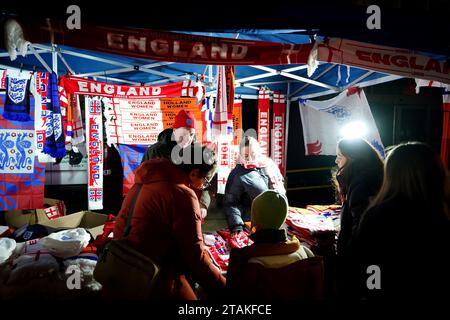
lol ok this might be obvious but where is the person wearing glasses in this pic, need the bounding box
[224,136,286,248]
[141,109,211,219]
[114,144,225,300]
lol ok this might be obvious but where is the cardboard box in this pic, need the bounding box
[38,211,108,239]
[4,198,66,228]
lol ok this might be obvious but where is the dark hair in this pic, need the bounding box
[369,142,450,219]
[332,138,384,203]
[175,143,217,176]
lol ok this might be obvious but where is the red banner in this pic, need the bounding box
[272,92,286,176]
[319,38,450,84]
[21,19,312,66]
[61,75,203,99]
[257,89,270,157]
[226,66,235,115]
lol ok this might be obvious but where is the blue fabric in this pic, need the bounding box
[3,75,31,122]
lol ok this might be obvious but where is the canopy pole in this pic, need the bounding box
[28,45,52,73]
[52,44,58,74]
[284,83,291,181]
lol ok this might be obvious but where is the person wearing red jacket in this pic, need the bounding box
[114,144,225,300]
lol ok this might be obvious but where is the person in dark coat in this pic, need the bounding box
[350,142,450,302]
[114,145,225,300]
[224,136,285,239]
[141,110,211,218]
[332,138,384,298]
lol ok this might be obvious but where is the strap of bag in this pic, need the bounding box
[122,184,143,239]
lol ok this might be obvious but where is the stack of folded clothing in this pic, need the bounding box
[285,207,338,252]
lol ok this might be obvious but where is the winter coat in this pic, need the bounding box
[113,158,225,300]
[226,229,325,300]
[224,160,285,232]
[336,169,382,256]
[140,128,210,209]
[350,196,450,301]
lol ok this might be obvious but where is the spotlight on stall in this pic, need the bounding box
[340,121,368,139]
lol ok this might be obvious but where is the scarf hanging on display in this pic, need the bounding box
[30,72,54,163]
[2,70,32,122]
[85,96,104,210]
[271,92,286,176]
[43,72,66,158]
[257,89,270,157]
[58,77,72,145]
[212,65,229,140]
[70,94,85,146]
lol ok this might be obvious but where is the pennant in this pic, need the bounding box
[85,96,103,210]
[257,89,270,157]
[299,89,384,157]
[272,92,286,176]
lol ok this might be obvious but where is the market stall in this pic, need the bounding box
[0,16,449,300]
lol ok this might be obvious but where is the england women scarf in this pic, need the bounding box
[43,72,66,158]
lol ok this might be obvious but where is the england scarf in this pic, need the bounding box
[43,72,66,159]
[212,65,229,140]
[299,88,384,157]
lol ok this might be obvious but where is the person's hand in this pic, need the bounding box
[200,208,208,219]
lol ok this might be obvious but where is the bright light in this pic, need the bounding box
[340,121,368,139]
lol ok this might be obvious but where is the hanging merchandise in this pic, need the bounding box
[117,144,146,196]
[70,94,85,146]
[103,96,202,146]
[85,96,104,210]
[43,72,66,159]
[61,75,205,103]
[31,72,55,163]
[0,93,45,210]
[225,66,235,117]
[299,88,384,156]
[212,65,230,141]
[2,69,32,122]
[232,99,242,145]
[441,86,450,165]
[257,88,270,157]
[217,141,239,194]
[272,92,286,176]
[202,97,214,143]
[58,77,71,145]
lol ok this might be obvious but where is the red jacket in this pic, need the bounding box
[114,158,225,299]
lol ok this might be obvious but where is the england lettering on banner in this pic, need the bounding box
[104,96,201,146]
[86,97,103,210]
[217,139,239,194]
[257,89,271,157]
